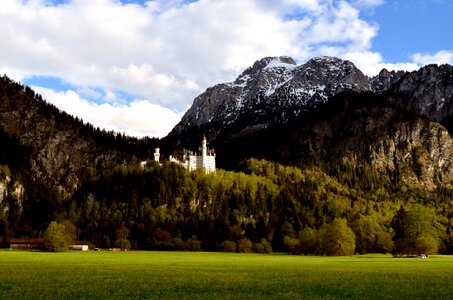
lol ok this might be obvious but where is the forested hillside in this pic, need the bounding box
[45,158,453,255]
[0,75,158,244]
[1,72,453,255]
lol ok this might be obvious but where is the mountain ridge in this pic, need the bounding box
[164,56,453,191]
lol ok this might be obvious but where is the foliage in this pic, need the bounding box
[220,240,236,252]
[392,205,439,256]
[253,239,272,254]
[298,227,320,255]
[44,220,76,252]
[237,238,253,253]
[322,218,356,256]
[3,156,452,255]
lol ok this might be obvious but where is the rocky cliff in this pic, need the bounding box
[387,64,453,124]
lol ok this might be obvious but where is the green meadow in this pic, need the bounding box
[1,251,453,299]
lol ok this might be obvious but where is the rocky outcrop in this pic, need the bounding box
[342,116,453,190]
[388,64,453,122]
[370,68,407,94]
[370,120,453,189]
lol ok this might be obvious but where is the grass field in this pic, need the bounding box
[1,250,453,299]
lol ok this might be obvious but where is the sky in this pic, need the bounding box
[1,0,452,138]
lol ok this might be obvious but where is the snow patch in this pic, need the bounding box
[235,74,252,88]
[264,58,297,70]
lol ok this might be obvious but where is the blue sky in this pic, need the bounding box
[367,0,453,62]
[1,0,452,137]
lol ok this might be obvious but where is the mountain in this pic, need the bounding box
[386,64,453,127]
[165,56,453,190]
[170,56,371,143]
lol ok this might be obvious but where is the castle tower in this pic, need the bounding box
[201,135,207,159]
[154,147,160,163]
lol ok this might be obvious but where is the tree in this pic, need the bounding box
[237,238,253,253]
[44,220,75,252]
[392,205,438,255]
[322,218,356,256]
[298,227,320,255]
[220,240,236,252]
[283,236,300,254]
[115,226,131,250]
[415,234,438,255]
[352,215,380,254]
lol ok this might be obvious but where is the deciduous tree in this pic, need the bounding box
[322,218,356,256]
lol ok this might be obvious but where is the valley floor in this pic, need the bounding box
[1,250,452,299]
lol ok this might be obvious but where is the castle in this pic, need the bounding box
[152,136,216,174]
[182,136,216,173]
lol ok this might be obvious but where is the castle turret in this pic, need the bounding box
[201,135,207,159]
[154,147,160,163]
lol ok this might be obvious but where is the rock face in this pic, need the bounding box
[388,64,453,123]
[370,68,407,94]
[368,119,453,190]
[171,56,371,137]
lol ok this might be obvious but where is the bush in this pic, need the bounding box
[237,238,253,253]
[375,231,394,254]
[283,236,301,254]
[254,239,272,254]
[298,227,320,255]
[186,236,202,251]
[114,238,131,251]
[220,240,237,252]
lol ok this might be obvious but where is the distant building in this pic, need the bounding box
[140,147,161,168]
[144,136,216,174]
[69,244,89,251]
[69,241,91,251]
[182,136,216,174]
[154,147,160,163]
[9,238,44,251]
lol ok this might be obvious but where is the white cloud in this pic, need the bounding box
[0,1,382,104]
[352,0,385,8]
[33,87,181,138]
[77,88,101,99]
[410,50,453,66]
[1,0,450,137]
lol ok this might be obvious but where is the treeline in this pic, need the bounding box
[11,158,449,255]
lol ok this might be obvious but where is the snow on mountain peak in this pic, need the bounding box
[173,55,370,133]
[263,56,297,70]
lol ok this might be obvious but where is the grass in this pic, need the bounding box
[1,250,453,299]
